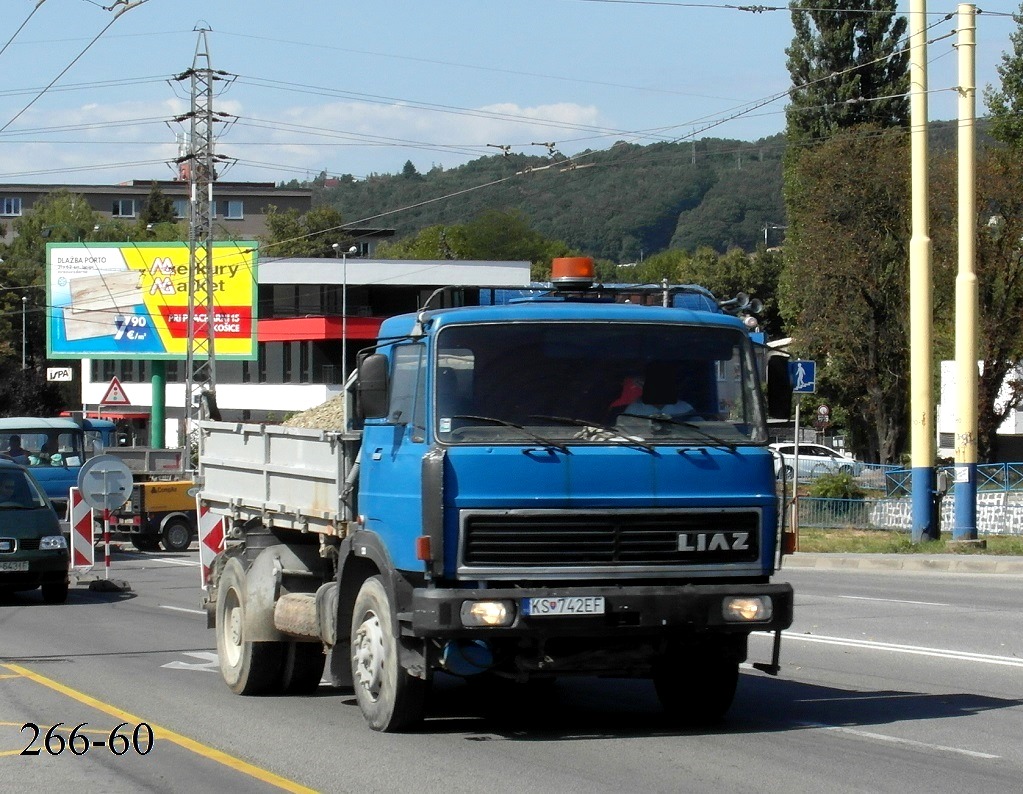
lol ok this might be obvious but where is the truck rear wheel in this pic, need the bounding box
[278,642,325,695]
[350,575,426,732]
[216,557,282,695]
[653,648,738,725]
[161,518,193,552]
[132,536,160,552]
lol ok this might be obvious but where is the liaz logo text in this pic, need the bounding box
[677,532,752,553]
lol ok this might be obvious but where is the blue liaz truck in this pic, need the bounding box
[199,258,794,732]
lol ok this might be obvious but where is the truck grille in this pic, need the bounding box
[461,509,760,568]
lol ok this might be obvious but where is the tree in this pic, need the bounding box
[401,160,423,181]
[930,33,1023,460]
[782,2,911,463]
[0,191,100,412]
[680,247,787,338]
[377,210,573,281]
[377,225,470,260]
[139,182,178,227]
[637,246,786,337]
[260,205,353,257]
[963,150,1023,459]
[984,3,1023,147]
[0,369,68,418]
[785,0,908,144]
[779,128,910,464]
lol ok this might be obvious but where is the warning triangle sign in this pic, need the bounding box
[100,376,131,406]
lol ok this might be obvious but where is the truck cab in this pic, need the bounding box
[202,259,793,733]
[0,418,91,515]
[341,284,792,728]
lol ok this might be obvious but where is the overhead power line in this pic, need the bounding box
[0,0,150,134]
[0,0,48,61]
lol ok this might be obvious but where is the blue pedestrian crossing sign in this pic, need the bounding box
[789,359,817,394]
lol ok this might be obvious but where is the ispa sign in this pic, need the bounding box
[46,241,258,360]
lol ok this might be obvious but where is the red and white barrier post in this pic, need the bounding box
[197,502,225,590]
[68,487,95,571]
[102,508,112,580]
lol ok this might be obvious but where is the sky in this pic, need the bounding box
[0,1,1018,190]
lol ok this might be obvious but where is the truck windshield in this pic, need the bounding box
[435,321,767,446]
[0,430,85,468]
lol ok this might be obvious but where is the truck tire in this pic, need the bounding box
[350,575,427,732]
[132,536,161,552]
[216,557,283,695]
[278,642,325,695]
[653,649,738,725]
[161,518,193,552]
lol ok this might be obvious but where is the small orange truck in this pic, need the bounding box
[102,448,196,553]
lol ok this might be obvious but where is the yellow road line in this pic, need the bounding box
[1,663,318,793]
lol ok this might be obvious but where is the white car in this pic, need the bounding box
[769,442,863,481]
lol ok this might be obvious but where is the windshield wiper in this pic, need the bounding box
[450,415,570,453]
[615,412,737,451]
[529,415,656,453]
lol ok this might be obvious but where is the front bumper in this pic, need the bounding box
[0,550,69,590]
[411,582,793,638]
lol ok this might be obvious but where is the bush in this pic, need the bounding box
[809,472,866,499]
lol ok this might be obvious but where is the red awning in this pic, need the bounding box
[258,316,383,342]
[61,410,151,421]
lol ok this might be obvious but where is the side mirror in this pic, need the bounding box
[766,354,792,420]
[357,353,390,419]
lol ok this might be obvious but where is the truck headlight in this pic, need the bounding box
[723,596,772,622]
[40,535,68,551]
[460,600,515,627]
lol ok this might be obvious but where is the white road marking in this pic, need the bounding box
[837,595,950,607]
[798,721,1000,760]
[149,556,200,567]
[780,632,1023,668]
[160,605,206,616]
[161,651,220,673]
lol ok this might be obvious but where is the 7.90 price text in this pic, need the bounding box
[21,722,153,756]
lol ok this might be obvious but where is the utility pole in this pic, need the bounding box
[909,0,937,541]
[953,3,979,541]
[175,28,228,462]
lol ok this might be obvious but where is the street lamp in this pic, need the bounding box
[21,296,27,370]
[332,243,359,386]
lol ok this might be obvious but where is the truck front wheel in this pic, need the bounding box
[350,575,426,732]
[161,518,193,552]
[216,557,282,695]
[653,647,739,725]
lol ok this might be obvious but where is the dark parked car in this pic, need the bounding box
[0,459,69,603]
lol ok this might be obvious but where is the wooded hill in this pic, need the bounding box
[296,120,979,262]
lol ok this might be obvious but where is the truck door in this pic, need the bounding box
[358,343,428,572]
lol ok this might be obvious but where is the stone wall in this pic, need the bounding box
[802,492,1023,535]
[867,493,1023,536]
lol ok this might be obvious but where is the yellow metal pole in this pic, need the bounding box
[910,0,937,540]
[954,4,978,539]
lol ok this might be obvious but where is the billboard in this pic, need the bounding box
[46,241,258,360]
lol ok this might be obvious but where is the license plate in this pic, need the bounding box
[0,561,29,572]
[523,596,605,617]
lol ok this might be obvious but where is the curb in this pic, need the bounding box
[782,553,1023,575]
